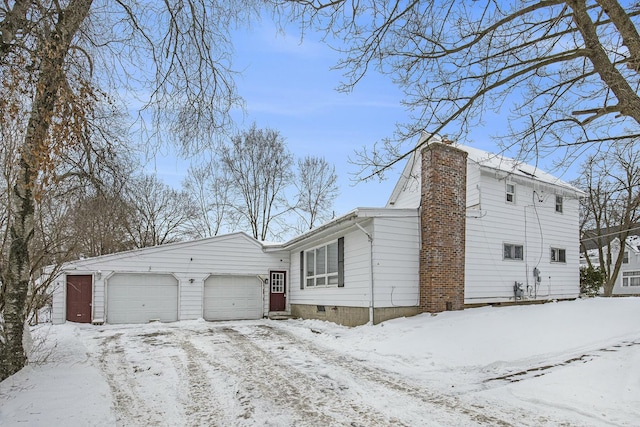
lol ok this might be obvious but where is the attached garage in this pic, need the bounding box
[49,232,290,325]
[107,273,178,324]
[204,275,263,321]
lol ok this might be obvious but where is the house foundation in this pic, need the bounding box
[290,304,419,327]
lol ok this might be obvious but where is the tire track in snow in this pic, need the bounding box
[248,324,571,427]
[172,332,227,427]
[484,339,640,384]
[218,326,408,426]
[97,332,166,426]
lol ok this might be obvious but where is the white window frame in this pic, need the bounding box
[305,241,339,288]
[506,182,516,204]
[622,271,640,287]
[503,243,524,261]
[623,251,629,264]
[555,195,563,213]
[550,247,566,263]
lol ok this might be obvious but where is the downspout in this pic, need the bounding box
[355,223,374,325]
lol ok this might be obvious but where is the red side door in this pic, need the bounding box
[269,271,286,312]
[66,275,92,323]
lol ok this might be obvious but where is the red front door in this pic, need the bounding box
[66,275,92,323]
[269,271,286,312]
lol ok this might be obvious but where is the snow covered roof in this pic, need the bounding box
[627,235,640,253]
[387,134,585,208]
[463,145,578,189]
[581,235,640,258]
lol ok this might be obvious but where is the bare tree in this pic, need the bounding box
[66,192,133,257]
[279,1,640,178]
[579,141,640,295]
[182,161,237,239]
[0,0,258,379]
[294,156,338,231]
[125,174,196,248]
[221,124,294,241]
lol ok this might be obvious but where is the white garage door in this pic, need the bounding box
[107,273,178,324]
[204,275,263,321]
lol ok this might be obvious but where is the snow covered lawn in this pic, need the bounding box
[1,298,639,426]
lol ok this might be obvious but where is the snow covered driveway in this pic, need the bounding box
[2,299,640,426]
[86,320,574,427]
[91,321,502,426]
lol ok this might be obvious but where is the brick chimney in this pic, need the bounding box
[419,142,467,313]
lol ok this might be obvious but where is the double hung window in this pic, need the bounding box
[506,183,516,204]
[555,195,563,213]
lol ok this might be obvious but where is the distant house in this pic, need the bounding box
[49,135,585,326]
[581,235,640,295]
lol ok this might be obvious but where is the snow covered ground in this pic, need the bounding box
[1,297,639,426]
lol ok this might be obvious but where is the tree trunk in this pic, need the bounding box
[0,158,34,379]
[0,0,93,381]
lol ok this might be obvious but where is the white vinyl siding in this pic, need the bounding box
[465,171,580,303]
[371,216,420,307]
[289,224,371,307]
[288,215,420,309]
[466,162,481,208]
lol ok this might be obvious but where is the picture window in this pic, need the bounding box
[305,241,339,287]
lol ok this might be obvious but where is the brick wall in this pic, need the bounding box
[419,142,467,313]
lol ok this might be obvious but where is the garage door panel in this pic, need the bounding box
[204,275,263,321]
[107,274,178,324]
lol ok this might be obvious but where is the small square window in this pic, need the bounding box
[551,248,566,263]
[506,183,516,204]
[555,195,563,213]
[504,243,524,260]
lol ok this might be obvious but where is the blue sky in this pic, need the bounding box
[146,18,573,216]
[148,20,410,215]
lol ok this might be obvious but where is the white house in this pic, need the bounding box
[386,137,585,305]
[50,135,585,326]
[581,235,640,295]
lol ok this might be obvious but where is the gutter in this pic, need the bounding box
[355,223,374,325]
[269,210,360,251]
